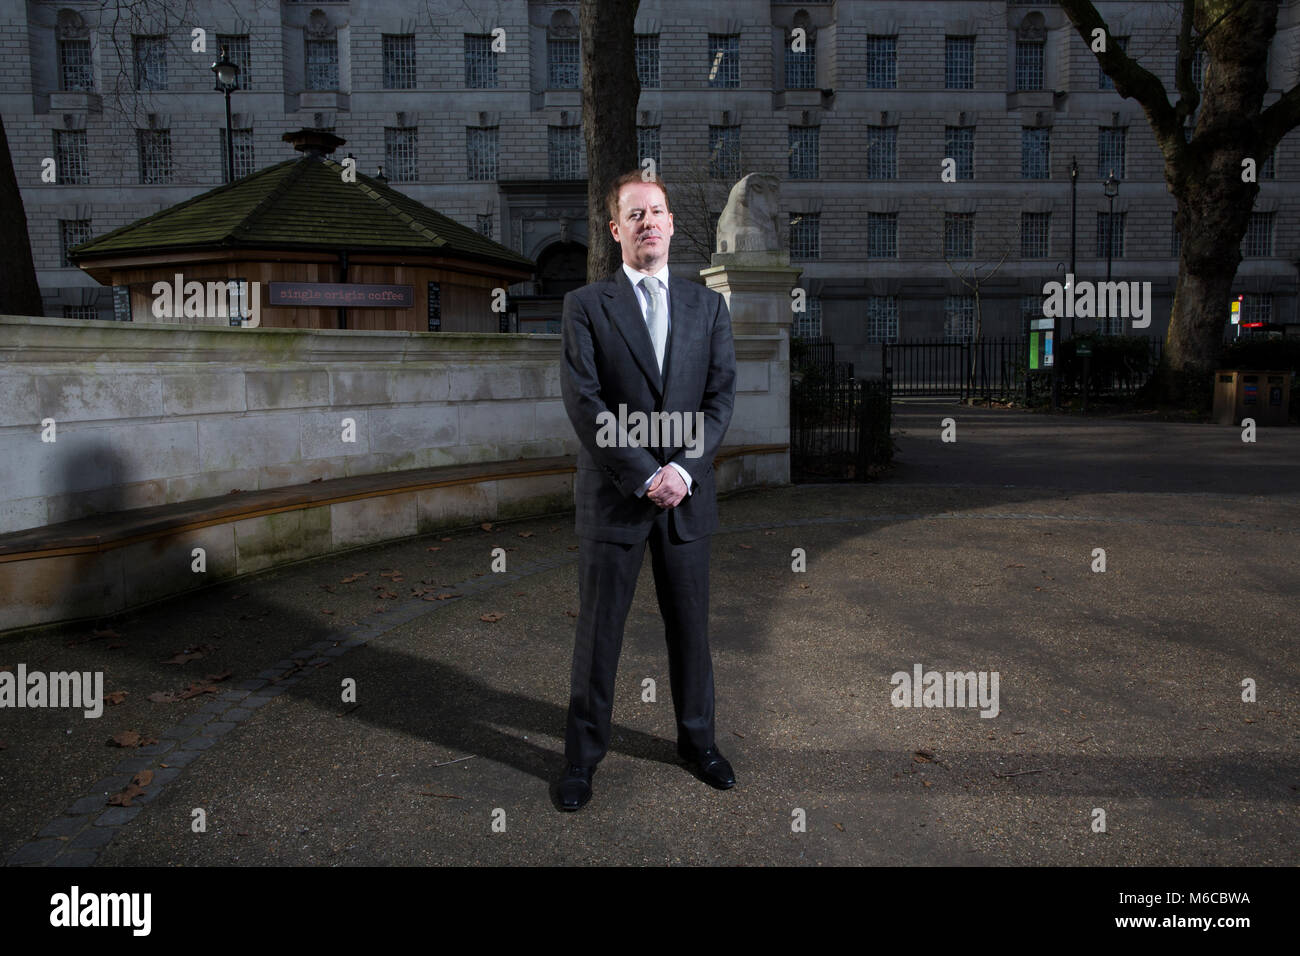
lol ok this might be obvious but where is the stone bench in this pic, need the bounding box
[0,444,788,634]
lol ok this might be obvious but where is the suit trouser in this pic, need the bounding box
[564,507,716,767]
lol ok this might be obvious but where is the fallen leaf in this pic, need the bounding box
[105,691,128,705]
[913,750,935,763]
[422,592,459,601]
[1005,563,1026,568]
[320,584,336,593]
[107,642,127,650]
[441,537,452,542]
[160,648,208,665]
[108,731,157,748]
[322,609,336,615]
[341,573,368,584]
[426,546,442,552]
[922,780,933,788]
[480,612,505,623]
[738,544,753,550]
[480,523,493,532]
[205,670,233,684]
[517,531,534,538]
[380,569,403,579]
[565,610,578,617]
[833,822,844,831]
[108,784,146,806]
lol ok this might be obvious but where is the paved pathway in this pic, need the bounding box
[2,404,1296,865]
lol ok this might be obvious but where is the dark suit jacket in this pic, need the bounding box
[561,267,736,544]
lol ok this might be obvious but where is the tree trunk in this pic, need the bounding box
[0,115,45,316]
[580,0,640,283]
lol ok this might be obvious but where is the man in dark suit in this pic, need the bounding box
[556,171,737,810]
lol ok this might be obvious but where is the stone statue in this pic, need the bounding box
[715,173,782,254]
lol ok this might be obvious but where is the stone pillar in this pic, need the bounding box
[699,249,801,485]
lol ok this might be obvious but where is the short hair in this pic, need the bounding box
[605,170,672,223]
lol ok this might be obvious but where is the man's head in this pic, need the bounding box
[607,171,674,274]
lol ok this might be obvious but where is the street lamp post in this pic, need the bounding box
[1069,157,1078,337]
[211,47,240,182]
[1103,169,1120,283]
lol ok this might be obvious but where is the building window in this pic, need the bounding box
[60,219,93,266]
[1242,212,1275,257]
[637,125,660,172]
[137,129,172,184]
[476,214,493,239]
[1015,39,1044,90]
[788,126,819,179]
[793,294,822,339]
[1021,127,1051,179]
[785,30,816,89]
[1170,211,1181,258]
[945,35,974,90]
[1192,46,1206,93]
[945,126,974,180]
[466,126,498,181]
[1098,35,1127,89]
[1260,148,1275,179]
[866,125,897,180]
[383,34,416,89]
[944,295,975,342]
[866,295,899,344]
[133,35,166,91]
[1098,126,1126,178]
[1241,293,1272,326]
[306,34,339,90]
[707,34,740,88]
[548,125,583,180]
[427,281,441,331]
[465,34,499,88]
[867,213,897,258]
[943,213,974,259]
[217,34,251,89]
[220,128,255,182]
[1020,294,1042,332]
[1020,212,1050,258]
[548,37,579,89]
[384,127,418,183]
[789,213,820,259]
[62,304,99,321]
[54,130,89,184]
[866,35,897,89]
[59,38,94,91]
[708,125,741,180]
[1096,211,1126,259]
[635,35,659,89]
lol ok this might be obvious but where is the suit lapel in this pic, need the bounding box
[603,268,663,398]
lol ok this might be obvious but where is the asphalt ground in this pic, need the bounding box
[1,402,1296,866]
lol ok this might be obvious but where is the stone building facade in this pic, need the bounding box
[5,0,1298,371]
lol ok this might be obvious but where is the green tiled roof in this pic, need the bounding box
[69,157,534,272]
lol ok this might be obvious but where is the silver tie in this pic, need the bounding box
[641,276,667,372]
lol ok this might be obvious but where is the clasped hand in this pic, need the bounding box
[647,466,687,508]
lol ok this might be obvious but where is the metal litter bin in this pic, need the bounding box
[1212,369,1292,425]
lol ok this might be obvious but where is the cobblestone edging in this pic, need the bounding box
[7,505,1294,865]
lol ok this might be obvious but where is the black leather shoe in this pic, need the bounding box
[679,746,736,790]
[557,764,594,810]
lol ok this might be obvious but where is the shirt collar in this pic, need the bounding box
[622,261,670,292]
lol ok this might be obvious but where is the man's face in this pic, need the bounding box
[610,181,674,273]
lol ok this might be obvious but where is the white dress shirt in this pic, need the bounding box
[621,262,693,499]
